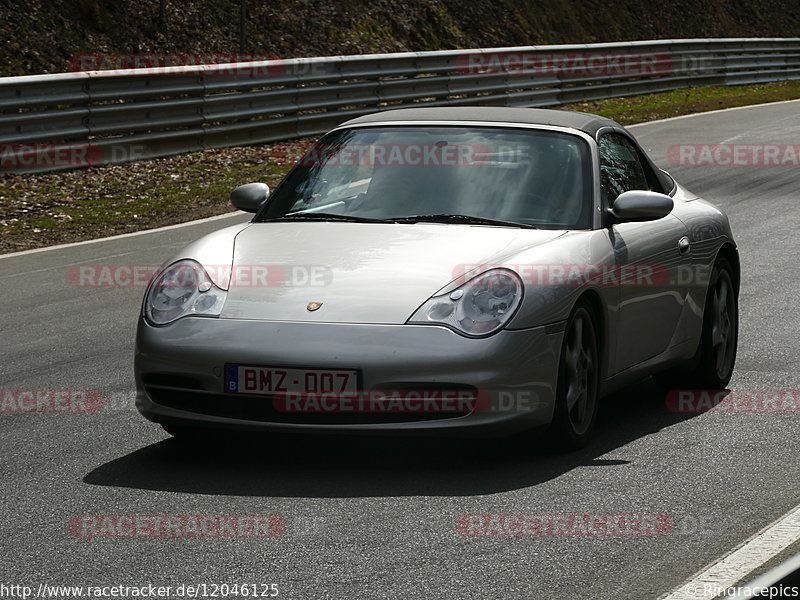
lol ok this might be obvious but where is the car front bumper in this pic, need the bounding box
[135,317,564,437]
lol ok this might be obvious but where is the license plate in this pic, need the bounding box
[225,364,359,396]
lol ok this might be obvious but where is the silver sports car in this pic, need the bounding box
[135,107,739,448]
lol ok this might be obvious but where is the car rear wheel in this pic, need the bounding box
[550,300,600,449]
[654,257,738,390]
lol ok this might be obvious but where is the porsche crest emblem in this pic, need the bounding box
[306,302,323,311]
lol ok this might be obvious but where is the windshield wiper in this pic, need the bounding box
[261,213,392,224]
[391,214,537,228]
[261,212,537,228]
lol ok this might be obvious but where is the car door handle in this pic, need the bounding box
[678,236,691,254]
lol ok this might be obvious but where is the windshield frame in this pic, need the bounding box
[254,121,600,230]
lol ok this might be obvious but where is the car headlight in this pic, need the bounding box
[407,268,523,337]
[144,259,227,326]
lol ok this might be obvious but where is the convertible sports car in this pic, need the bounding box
[135,107,739,448]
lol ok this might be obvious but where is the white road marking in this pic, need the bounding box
[628,98,800,129]
[660,503,800,599]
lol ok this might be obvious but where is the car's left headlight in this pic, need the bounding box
[407,268,523,337]
[144,259,228,326]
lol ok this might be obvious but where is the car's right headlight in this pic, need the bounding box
[144,259,227,326]
[407,268,523,337]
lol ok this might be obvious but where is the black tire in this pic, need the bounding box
[550,299,600,449]
[654,257,738,390]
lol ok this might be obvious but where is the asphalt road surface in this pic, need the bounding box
[1,101,799,600]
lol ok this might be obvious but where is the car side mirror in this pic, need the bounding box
[609,190,673,223]
[230,183,270,213]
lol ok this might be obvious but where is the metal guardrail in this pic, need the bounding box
[2,38,800,173]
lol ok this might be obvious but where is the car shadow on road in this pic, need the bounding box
[84,379,703,497]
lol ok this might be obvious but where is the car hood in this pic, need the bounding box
[219,222,566,323]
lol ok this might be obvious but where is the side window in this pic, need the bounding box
[597,133,650,204]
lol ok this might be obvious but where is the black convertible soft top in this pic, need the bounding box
[340,107,622,137]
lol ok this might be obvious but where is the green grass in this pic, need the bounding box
[0,149,297,252]
[561,80,800,125]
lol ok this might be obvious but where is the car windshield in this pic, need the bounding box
[258,126,593,229]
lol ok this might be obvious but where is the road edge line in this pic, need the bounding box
[660,503,800,599]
